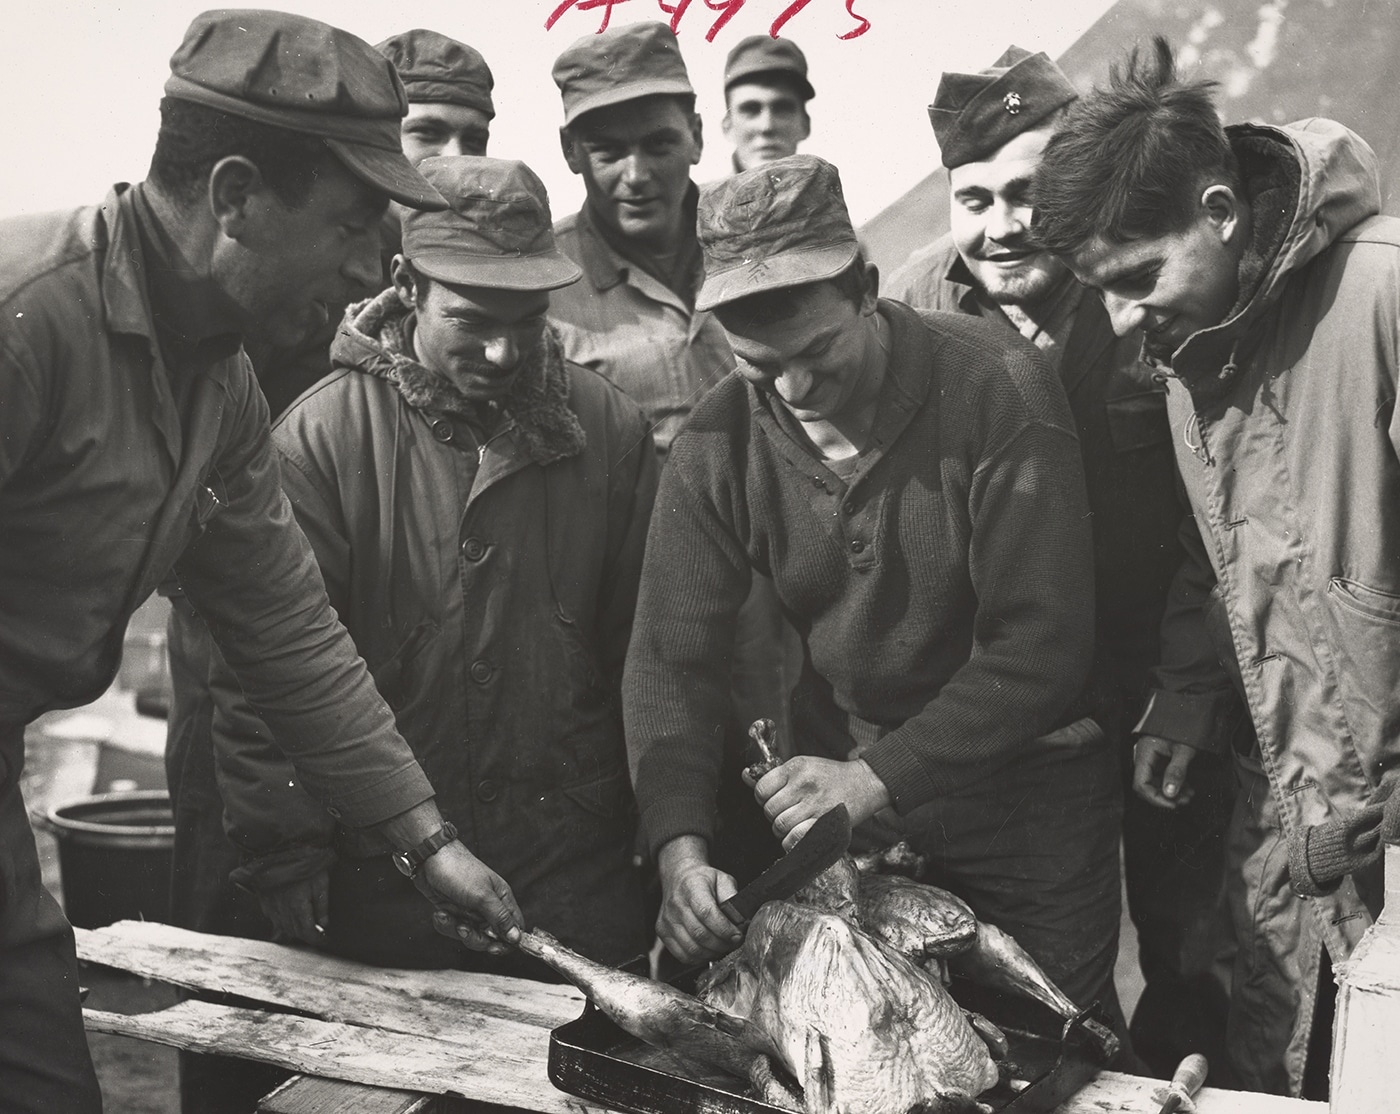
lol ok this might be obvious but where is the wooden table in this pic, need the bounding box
[77,922,1324,1114]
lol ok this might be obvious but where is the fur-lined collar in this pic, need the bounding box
[333,288,586,466]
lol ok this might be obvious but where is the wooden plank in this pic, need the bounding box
[258,1075,434,1114]
[76,921,584,1037]
[1053,1071,1327,1113]
[86,1000,603,1114]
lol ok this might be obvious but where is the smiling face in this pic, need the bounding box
[397,262,550,402]
[723,81,810,170]
[948,124,1067,308]
[213,156,387,349]
[719,278,880,426]
[1066,188,1243,362]
[562,95,703,254]
[399,102,491,165]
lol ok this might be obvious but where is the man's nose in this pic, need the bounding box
[484,333,519,370]
[774,365,813,404]
[344,229,383,295]
[986,201,1030,243]
[620,152,651,187]
[1102,293,1146,337]
[438,136,465,158]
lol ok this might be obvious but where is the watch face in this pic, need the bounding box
[391,850,416,878]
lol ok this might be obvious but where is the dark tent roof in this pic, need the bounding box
[861,0,1400,275]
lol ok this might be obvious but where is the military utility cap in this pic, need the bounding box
[402,157,581,291]
[165,10,446,210]
[929,46,1078,169]
[375,29,495,118]
[696,155,859,311]
[552,21,693,126]
[724,35,814,101]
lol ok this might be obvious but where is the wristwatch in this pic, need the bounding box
[390,821,459,879]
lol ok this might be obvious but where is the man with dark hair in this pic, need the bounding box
[209,155,655,977]
[721,35,814,172]
[887,47,1231,1079]
[549,21,792,891]
[0,12,523,1112]
[1033,37,1400,1096]
[624,155,1128,1048]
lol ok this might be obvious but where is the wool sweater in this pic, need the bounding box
[623,299,1095,855]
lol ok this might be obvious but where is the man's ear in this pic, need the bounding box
[859,261,881,315]
[390,255,419,310]
[560,126,584,176]
[689,113,704,165]
[1201,184,1242,245]
[207,156,264,237]
[798,108,812,144]
[721,110,735,141]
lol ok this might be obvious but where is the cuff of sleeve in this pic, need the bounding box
[860,733,958,816]
[640,797,717,861]
[230,843,338,894]
[325,762,434,829]
[1133,689,1234,754]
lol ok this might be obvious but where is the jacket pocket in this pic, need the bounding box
[1328,577,1400,625]
[1106,390,1171,454]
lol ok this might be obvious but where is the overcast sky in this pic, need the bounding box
[0,1,1117,226]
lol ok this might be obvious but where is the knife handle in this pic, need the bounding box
[1158,1053,1208,1113]
[718,896,746,927]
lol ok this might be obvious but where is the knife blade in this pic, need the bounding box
[719,804,852,926]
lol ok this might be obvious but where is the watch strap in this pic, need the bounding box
[395,820,459,876]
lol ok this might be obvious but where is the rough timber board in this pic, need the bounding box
[85,1000,602,1114]
[75,920,583,1036]
[1051,1072,1325,1113]
[257,1075,434,1114]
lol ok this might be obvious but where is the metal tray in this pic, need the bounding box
[548,972,1111,1114]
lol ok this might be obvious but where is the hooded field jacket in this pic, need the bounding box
[1134,120,1400,1090]
[210,292,658,962]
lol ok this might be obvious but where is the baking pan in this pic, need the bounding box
[548,972,1111,1114]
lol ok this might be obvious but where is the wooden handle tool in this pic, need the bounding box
[1157,1053,1208,1114]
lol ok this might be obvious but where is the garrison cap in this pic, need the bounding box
[165,10,447,209]
[375,29,495,118]
[724,36,814,101]
[552,21,693,126]
[928,46,1078,169]
[402,157,581,291]
[696,154,858,311]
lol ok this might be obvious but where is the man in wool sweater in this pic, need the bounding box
[622,155,1130,1042]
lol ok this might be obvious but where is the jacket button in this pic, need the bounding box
[476,779,499,803]
[327,807,342,819]
[470,659,493,683]
[462,537,486,561]
[431,420,453,443]
[843,501,856,515]
[849,539,865,554]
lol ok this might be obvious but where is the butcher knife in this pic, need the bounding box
[719,803,852,926]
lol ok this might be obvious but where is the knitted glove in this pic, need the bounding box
[1288,778,1400,897]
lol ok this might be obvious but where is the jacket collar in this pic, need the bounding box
[572,187,703,314]
[335,289,586,467]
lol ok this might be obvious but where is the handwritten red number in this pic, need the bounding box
[655,0,693,33]
[839,0,871,39]
[770,0,870,39]
[545,0,633,33]
[702,0,745,42]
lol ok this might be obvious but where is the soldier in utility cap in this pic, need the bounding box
[377,28,495,165]
[722,35,815,172]
[0,13,531,1113]
[208,154,657,994]
[550,21,798,914]
[887,46,1227,1077]
[624,156,1127,1064]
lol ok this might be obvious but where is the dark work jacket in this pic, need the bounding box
[888,239,1184,717]
[211,292,659,965]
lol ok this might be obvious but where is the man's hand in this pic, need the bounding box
[258,869,330,946]
[655,835,743,963]
[752,756,891,850]
[1133,735,1199,809]
[417,841,525,955]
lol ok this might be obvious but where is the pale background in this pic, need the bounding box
[0,0,1118,226]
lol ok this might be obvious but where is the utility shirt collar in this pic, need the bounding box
[575,184,703,305]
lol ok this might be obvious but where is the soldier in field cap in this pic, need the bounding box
[887,46,1232,1079]
[0,13,536,1112]
[722,35,815,172]
[202,154,657,1013]
[623,155,1131,1064]
[550,20,796,908]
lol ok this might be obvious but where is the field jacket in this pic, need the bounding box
[212,291,658,959]
[1134,120,1400,1090]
